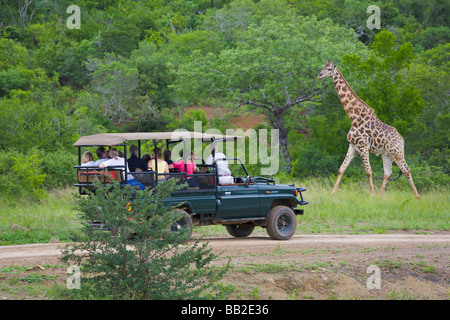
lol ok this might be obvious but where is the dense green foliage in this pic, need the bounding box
[0,0,448,198]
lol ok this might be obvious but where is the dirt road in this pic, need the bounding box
[1,233,448,265]
[1,233,449,299]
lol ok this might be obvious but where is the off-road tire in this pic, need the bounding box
[169,209,193,242]
[225,223,255,238]
[266,206,297,240]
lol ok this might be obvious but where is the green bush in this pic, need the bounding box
[61,179,230,300]
[0,149,46,202]
[0,148,78,202]
[395,165,449,192]
[39,150,78,189]
[291,146,341,178]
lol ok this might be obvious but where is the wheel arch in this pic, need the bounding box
[270,198,297,210]
[167,201,194,215]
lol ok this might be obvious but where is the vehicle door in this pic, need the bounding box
[169,187,217,219]
[216,182,261,220]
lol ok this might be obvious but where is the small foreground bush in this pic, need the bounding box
[61,179,229,300]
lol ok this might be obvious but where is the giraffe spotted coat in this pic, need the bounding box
[318,60,419,198]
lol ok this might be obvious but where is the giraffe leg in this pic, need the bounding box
[332,145,357,194]
[378,154,393,196]
[393,157,420,199]
[360,147,375,196]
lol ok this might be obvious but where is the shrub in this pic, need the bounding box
[291,146,341,177]
[0,148,78,202]
[61,179,229,300]
[395,165,449,192]
[39,149,77,189]
[0,149,46,202]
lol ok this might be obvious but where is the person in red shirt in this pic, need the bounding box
[173,151,199,187]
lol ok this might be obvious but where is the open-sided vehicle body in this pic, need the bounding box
[73,131,308,240]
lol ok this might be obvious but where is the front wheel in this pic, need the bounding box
[266,206,297,240]
[225,223,255,238]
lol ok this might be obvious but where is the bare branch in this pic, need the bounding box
[236,98,273,112]
[291,88,328,105]
[208,68,227,77]
[283,87,291,106]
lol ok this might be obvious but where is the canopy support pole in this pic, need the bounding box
[154,139,158,185]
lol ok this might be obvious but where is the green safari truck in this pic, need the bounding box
[73,131,308,240]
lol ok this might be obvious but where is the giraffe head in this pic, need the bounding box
[317,60,336,79]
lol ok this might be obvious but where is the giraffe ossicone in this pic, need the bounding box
[318,60,420,199]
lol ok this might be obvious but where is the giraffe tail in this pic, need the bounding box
[390,170,403,181]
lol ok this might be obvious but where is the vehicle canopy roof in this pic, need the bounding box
[73,131,243,147]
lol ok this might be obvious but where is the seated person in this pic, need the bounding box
[142,153,151,168]
[163,149,174,170]
[127,144,147,172]
[81,151,96,167]
[148,148,169,180]
[99,148,144,190]
[205,145,233,184]
[173,151,199,187]
[134,153,154,186]
[94,146,109,166]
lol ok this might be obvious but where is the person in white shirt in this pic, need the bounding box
[94,146,109,166]
[99,148,144,190]
[205,144,233,184]
[81,151,96,167]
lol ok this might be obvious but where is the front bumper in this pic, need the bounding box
[296,187,309,205]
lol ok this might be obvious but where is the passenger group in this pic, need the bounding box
[79,144,233,189]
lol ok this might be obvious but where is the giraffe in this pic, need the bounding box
[317,60,420,199]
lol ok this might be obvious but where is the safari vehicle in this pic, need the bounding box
[73,131,308,240]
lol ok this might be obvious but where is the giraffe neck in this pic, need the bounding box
[332,68,376,126]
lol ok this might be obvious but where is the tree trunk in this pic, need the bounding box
[18,0,33,29]
[273,114,292,174]
[237,89,325,175]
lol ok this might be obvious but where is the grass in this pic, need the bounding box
[0,188,82,245]
[0,178,448,245]
[292,177,450,234]
[0,264,65,299]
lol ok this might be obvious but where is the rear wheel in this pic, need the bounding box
[225,223,255,238]
[169,209,193,242]
[266,206,297,240]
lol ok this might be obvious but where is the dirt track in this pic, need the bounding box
[1,233,449,299]
[0,233,449,265]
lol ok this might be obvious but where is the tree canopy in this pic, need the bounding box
[0,0,447,192]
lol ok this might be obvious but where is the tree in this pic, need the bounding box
[415,26,450,51]
[89,57,139,125]
[0,0,61,29]
[342,30,425,131]
[0,38,28,71]
[130,41,177,108]
[17,0,34,29]
[174,14,367,172]
[31,37,102,88]
[402,43,449,159]
[0,89,77,151]
[61,179,229,300]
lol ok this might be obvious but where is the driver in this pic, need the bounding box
[205,144,233,184]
